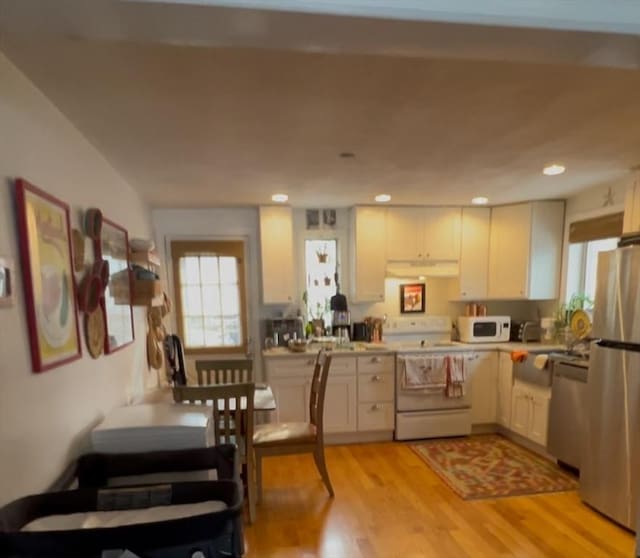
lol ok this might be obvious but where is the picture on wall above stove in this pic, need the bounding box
[400,283,425,314]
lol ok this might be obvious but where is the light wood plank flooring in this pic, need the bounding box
[244,442,634,558]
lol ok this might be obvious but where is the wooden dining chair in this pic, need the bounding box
[173,382,256,524]
[253,350,334,502]
[195,359,253,385]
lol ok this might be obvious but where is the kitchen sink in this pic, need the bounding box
[512,351,553,387]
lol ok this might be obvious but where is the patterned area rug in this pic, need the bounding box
[410,434,578,500]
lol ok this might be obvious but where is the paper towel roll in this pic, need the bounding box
[534,354,549,370]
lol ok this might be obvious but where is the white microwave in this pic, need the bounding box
[457,316,511,343]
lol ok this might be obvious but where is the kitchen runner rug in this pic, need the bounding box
[410,434,578,500]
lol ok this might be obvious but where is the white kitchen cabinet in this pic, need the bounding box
[265,355,358,434]
[624,180,640,234]
[510,381,551,446]
[496,352,513,428]
[350,207,386,302]
[259,206,296,304]
[386,207,461,262]
[488,201,564,300]
[456,207,490,300]
[356,354,395,432]
[470,351,498,424]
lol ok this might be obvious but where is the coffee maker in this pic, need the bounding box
[331,310,351,341]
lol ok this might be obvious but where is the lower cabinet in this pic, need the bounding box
[496,352,514,428]
[510,381,551,446]
[470,351,498,424]
[265,353,394,436]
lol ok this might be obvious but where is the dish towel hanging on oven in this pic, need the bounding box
[400,356,446,390]
[444,355,465,398]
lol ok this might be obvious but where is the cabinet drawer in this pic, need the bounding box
[358,372,394,402]
[266,357,315,379]
[357,402,395,432]
[357,354,394,374]
[329,356,357,376]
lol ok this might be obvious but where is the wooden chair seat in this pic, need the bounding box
[253,423,316,446]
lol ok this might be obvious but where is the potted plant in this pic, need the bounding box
[316,244,328,264]
[554,292,594,344]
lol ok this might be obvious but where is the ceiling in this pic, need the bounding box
[1,1,640,208]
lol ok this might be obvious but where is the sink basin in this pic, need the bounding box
[512,351,552,387]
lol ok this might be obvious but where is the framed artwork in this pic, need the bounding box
[322,209,337,228]
[15,179,82,371]
[97,218,134,353]
[400,283,426,314]
[306,209,320,230]
[0,257,15,307]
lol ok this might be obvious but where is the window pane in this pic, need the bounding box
[202,285,222,316]
[185,316,205,346]
[182,286,203,316]
[180,257,201,285]
[219,257,238,284]
[221,285,240,316]
[204,317,223,346]
[304,239,338,325]
[200,257,219,284]
[584,237,619,302]
[223,317,242,345]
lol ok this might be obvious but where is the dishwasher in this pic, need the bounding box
[546,355,589,471]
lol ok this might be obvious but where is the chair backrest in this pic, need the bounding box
[309,350,332,434]
[172,383,255,449]
[195,359,253,385]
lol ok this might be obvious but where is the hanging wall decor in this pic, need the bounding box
[400,283,426,314]
[0,257,15,308]
[15,179,82,371]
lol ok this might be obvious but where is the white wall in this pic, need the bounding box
[0,52,153,505]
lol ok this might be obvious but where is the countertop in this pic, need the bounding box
[262,341,564,358]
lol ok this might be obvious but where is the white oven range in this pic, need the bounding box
[385,316,477,440]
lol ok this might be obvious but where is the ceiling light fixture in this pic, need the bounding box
[271,193,288,203]
[471,196,489,205]
[375,194,391,203]
[543,164,566,176]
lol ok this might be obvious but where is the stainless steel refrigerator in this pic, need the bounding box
[581,243,640,530]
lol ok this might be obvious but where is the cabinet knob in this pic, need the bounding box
[426,253,430,258]
[371,357,381,363]
[461,291,467,296]
[379,294,384,299]
[371,403,383,411]
[417,253,422,258]
[371,374,382,382]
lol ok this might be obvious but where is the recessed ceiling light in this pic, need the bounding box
[375,194,391,203]
[471,196,489,205]
[271,193,288,203]
[418,275,426,281]
[543,164,566,176]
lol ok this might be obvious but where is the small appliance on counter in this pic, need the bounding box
[331,310,351,340]
[457,316,510,343]
[352,321,370,342]
[265,317,304,347]
[510,320,541,343]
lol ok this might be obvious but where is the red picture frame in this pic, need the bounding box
[97,218,135,353]
[400,283,426,314]
[15,179,82,372]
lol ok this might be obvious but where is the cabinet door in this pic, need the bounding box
[423,208,461,261]
[351,207,386,302]
[386,208,423,260]
[488,204,531,299]
[529,390,551,446]
[458,207,490,300]
[470,352,498,424]
[510,384,530,438]
[259,206,295,304]
[496,352,513,428]
[271,377,308,423]
[312,375,357,433]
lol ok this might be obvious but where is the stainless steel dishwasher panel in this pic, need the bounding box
[546,360,587,470]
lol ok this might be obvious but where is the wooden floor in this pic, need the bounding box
[244,442,635,558]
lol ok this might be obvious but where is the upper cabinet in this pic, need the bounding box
[350,206,386,303]
[386,207,461,262]
[456,207,490,300]
[488,201,565,300]
[259,206,296,304]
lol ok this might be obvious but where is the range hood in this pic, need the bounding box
[386,260,459,278]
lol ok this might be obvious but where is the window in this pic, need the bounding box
[565,236,619,303]
[304,239,338,326]
[171,240,247,354]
